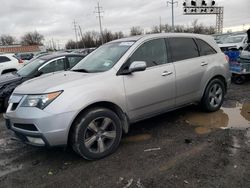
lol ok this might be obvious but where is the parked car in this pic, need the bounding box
[218,34,248,51]
[16,53,34,61]
[241,44,250,59]
[4,33,231,160]
[0,54,23,75]
[0,53,85,110]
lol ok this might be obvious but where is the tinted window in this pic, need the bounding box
[168,37,199,62]
[40,58,65,74]
[196,39,216,56]
[0,56,11,63]
[68,56,83,68]
[130,38,167,67]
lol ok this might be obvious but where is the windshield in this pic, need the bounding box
[17,58,45,77]
[223,36,245,44]
[72,41,134,72]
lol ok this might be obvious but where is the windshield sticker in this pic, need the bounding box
[103,62,111,67]
[119,42,134,46]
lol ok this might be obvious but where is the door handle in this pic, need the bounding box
[201,62,208,66]
[161,71,173,76]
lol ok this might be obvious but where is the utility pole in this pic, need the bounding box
[73,20,78,49]
[95,2,104,44]
[78,25,85,48]
[159,16,162,32]
[167,0,178,32]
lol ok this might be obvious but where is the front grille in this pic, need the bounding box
[13,123,38,131]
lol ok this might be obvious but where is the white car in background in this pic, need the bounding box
[0,54,24,75]
[218,34,248,51]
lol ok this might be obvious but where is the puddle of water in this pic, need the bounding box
[182,102,250,134]
[122,134,152,143]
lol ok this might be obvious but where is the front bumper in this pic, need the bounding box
[4,106,76,147]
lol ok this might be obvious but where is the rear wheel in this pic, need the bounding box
[70,108,122,160]
[201,79,225,112]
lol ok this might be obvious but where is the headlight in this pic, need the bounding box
[21,91,62,109]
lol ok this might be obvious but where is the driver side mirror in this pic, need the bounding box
[128,61,147,73]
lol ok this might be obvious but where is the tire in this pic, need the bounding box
[201,78,225,112]
[233,75,245,85]
[70,108,122,160]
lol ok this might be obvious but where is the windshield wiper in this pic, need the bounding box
[71,69,89,73]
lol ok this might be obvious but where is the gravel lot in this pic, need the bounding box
[1,82,250,188]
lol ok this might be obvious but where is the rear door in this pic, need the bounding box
[168,37,206,105]
[122,38,176,121]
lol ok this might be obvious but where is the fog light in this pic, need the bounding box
[26,136,45,146]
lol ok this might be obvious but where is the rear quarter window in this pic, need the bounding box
[0,56,11,63]
[168,37,199,62]
[196,38,217,56]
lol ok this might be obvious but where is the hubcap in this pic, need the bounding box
[208,83,223,108]
[84,117,116,153]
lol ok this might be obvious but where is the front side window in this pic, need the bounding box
[168,37,199,62]
[196,39,217,56]
[39,58,66,74]
[129,38,168,67]
[0,56,11,63]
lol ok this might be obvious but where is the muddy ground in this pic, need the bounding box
[1,82,250,188]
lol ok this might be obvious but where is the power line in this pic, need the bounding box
[95,2,104,44]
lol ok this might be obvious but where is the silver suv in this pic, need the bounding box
[4,33,231,160]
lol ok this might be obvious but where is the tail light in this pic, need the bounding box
[225,55,229,63]
[18,59,24,64]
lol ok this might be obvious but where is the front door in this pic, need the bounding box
[123,38,176,121]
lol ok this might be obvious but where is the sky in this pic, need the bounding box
[0,0,249,47]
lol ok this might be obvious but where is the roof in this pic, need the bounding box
[0,45,42,53]
[110,33,213,43]
[40,53,84,61]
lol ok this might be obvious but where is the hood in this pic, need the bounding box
[218,43,239,48]
[0,72,22,86]
[14,71,103,94]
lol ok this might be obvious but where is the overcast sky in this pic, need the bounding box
[1,0,249,46]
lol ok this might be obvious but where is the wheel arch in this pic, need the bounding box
[202,75,227,99]
[67,101,129,146]
[1,68,17,74]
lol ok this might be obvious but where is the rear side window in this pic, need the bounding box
[168,37,199,62]
[196,39,217,56]
[0,56,11,63]
[130,38,168,67]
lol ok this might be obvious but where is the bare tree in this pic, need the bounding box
[130,26,143,36]
[0,35,16,45]
[21,31,44,45]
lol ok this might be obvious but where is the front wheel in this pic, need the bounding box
[201,79,225,112]
[70,108,122,160]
